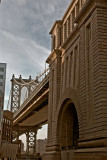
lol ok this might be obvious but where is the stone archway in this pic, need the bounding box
[57,98,79,160]
[60,100,79,151]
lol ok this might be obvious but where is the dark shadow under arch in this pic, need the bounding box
[58,99,79,150]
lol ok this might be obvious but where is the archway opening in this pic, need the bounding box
[60,102,79,151]
[20,86,28,105]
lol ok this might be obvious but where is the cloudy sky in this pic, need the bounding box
[0,0,71,140]
[0,0,71,108]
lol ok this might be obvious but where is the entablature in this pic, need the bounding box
[46,49,62,65]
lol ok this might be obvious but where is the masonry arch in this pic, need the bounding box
[20,86,28,105]
[56,87,83,150]
[60,99,79,150]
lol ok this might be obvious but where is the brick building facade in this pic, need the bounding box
[0,63,6,145]
[44,0,107,159]
[0,110,20,159]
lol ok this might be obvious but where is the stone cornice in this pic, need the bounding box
[46,50,56,64]
[46,49,62,65]
[49,20,62,35]
[62,0,75,22]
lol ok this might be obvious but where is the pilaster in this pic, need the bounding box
[46,49,62,149]
[56,24,61,48]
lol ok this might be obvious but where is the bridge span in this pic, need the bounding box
[13,73,49,127]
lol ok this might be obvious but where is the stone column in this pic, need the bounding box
[62,24,65,43]
[79,0,82,10]
[56,25,61,48]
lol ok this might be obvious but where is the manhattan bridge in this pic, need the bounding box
[1,68,49,159]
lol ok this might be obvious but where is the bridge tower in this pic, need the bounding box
[26,128,37,154]
[10,74,38,112]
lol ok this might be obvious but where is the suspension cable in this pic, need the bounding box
[12,68,49,86]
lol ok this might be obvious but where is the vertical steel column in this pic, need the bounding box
[26,129,37,154]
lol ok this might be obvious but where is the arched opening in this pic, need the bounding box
[20,86,28,105]
[60,102,79,151]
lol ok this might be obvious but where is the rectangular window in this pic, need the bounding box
[0,90,2,96]
[0,75,3,79]
[0,82,3,86]
[0,68,4,72]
